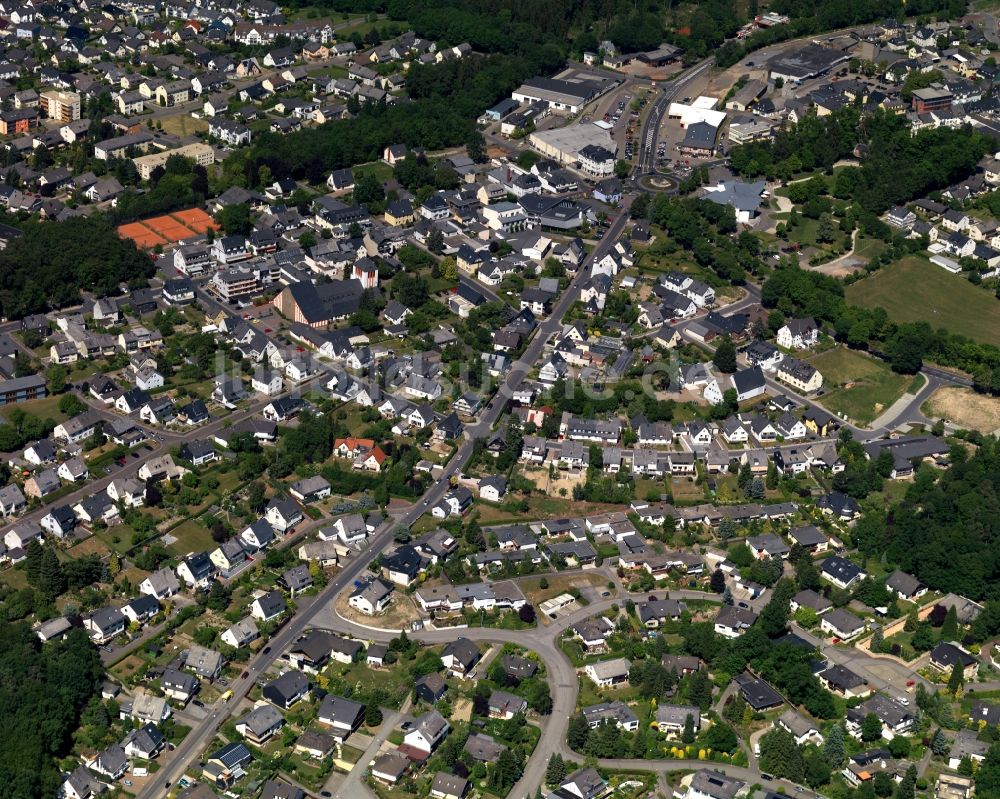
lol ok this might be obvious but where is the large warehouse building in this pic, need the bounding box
[766,43,849,83]
[512,71,618,114]
[529,123,617,171]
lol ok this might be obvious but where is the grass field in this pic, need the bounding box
[158,115,208,138]
[807,347,910,425]
[352,161,394,184]
[852,235,887,262]
[5,395,71,423]
[165,518,216,555]
[846,256,1000,347]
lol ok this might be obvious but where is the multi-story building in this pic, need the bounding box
[39,90,81,122]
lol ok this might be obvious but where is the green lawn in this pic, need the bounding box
[5,394,71,423]
[807,348,910,425]
[846,255,1000,347]
[352,160,394,185]
[166,519,216,555]
[852,235,886,262]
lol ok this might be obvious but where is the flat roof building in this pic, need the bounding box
[133,143,215,180]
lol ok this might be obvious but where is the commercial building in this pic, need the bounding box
[766,43,849,83]
[529,123,616,172]
[512,73,615,114]
[911,86,953,113]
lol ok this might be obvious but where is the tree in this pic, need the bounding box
[816,212,836,243]
[872,771,894,797]
[688,668,713,709]
[713,337,737,373]
[941,605,959,640]
[426,227,444,254]
[681,712,696,744]
[614,159,630,179]
[58,393,86,416]
[931,728,949,756]
[861,712,883,742]
[365,704,383,726]
[24,538,43,585]
[215,202,254,235]
[567,714,589,750]
[824,722,847,767]
[911,622,936,651]
[353,172,385,208]
[545,754,566,786]
[758,577,796,638]
[45,364,67,394]
[518,603,536,624]
[439,256,458,281]
[948,661,964,695]
[758,727,805,783]
[710,568,726,593]
[38,546,65,600]
[466,131,486,163]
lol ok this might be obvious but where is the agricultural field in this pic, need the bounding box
[845,256,1000,347]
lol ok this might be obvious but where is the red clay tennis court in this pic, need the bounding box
[117,221,167,249]
[117,207,221,249]
[171,207,219,233]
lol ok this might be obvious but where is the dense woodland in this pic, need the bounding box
[0,622,103,799]
[852,439,1000,603]
[0,216,154,319]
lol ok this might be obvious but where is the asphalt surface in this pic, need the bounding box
[136,181,635,799]
[100,42,984,799]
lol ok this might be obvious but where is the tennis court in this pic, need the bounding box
[117,207,220,249]
[171,207,219,233]
[117,221,167,249]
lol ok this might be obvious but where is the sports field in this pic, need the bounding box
[117,208,220,249]
[845,256,1000,347]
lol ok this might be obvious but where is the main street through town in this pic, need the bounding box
[120,54,982,799]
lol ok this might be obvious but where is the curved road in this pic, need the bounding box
[137,191,637,799]
[320,587,806,799]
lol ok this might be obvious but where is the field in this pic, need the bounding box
[807,347,910,425]
[923,386,1000,434]
[158,115,208,138]
[4,395,72,423]
[846,256,1000,347]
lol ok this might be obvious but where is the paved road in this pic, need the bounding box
[330,700,409,799]
[138,182,636,799]
[635,58,716,177]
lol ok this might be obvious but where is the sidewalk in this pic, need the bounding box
[868,373,929,431]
